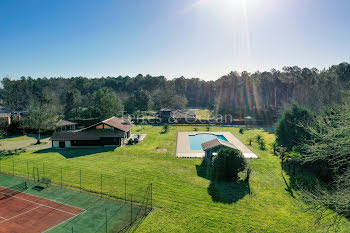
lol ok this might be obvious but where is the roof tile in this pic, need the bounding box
[201,138,236,151]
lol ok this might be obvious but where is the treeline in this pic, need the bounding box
[1,62,349,122]
[275,100,350,229]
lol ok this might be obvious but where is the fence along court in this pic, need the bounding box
[0,182,85,233]
[0,158,153,233]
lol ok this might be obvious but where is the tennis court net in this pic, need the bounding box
[0,182,28,200]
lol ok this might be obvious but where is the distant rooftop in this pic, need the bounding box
[56,119,77,127]
[0,105,11,113]
[0,113,11,118]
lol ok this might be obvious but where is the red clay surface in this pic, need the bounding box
[0,186,85,233]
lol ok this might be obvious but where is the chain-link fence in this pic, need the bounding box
[0,156,153,233]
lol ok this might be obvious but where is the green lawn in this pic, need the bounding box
[0,134,37,141]
[0,134,50,150]
[0,125,349,232]
[194,109,213,120]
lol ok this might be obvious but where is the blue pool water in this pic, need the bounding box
[189,133,228,150]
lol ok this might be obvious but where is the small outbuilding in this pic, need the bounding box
[0,105,12,125]
[0,113,11,125]
[201,138,237,162]
[50,117,133,148]
[157,108,196,123]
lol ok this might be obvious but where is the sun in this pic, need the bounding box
[223,0,262,10]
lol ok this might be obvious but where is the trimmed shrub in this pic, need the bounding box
[213,148,247,181]
[255,134,262,143]
[248,138,253,146]
[163,123,169,133]
[258,138,266,150]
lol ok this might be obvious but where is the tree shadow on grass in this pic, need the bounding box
[33,147,115,159]
[281,170,295,198]
[196,162,251,204]
[208,180,250,204]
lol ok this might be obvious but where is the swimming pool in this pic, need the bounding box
[188,133,228,150]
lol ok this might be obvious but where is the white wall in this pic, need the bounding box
[53,141,59,148]
[65,141,71,147]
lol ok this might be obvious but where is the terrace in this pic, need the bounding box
[175,131,258,159]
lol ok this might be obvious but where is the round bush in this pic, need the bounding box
[213,148,247,181]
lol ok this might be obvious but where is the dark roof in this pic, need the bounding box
[56,119,77,127]
[201,138,236,151]
[12,110,28,114]
[50,128,125,141]
[0,106,11,113]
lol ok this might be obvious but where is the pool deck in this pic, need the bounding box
[176,132,259,159]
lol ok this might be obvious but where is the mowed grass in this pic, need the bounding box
[0,134,38,142]
[1,125,350,232]
[0,134,50,150]
[194,109,213,120]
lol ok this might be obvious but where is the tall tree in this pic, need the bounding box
[90,88,124,120]
[23,95,56,144]
[276,103,315,151]
[133,89,152,111]
[152,89,188,110]
[64,89,82,119]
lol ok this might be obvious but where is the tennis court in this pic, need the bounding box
[0,183,85,233]
[0,173,151,233]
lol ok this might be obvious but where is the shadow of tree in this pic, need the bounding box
[208,180,250,204]
[196,162,251,204]
[281,170,295,198]
[33,147,115,159]
[196,163,212,180]
[282,159,326,192]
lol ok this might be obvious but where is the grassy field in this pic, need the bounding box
[0,134,50,150]
[0,134,40,142]
[193,109,213,120]
[0,125,349,232]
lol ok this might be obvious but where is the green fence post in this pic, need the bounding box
[60,167,63,187]
[124,178,127,203]
[12,156,14,176]
[100,174,103,198]
[151,183,153,210]
[80,168,82,192]
[27,160,29,179]
[130,195,133,225]
[105,208,108,233]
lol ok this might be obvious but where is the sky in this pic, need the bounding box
[0,0,349,80]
